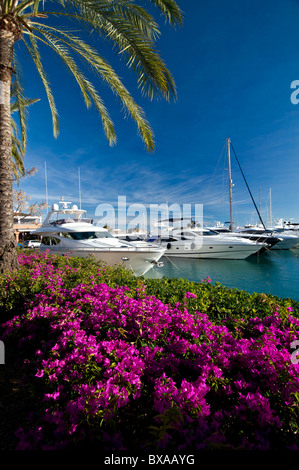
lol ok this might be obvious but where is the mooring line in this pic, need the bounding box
[163,255,181,271]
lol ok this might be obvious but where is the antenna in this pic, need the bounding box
[45,161,48,213]
[78,167,81,210]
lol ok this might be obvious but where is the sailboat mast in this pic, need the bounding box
[227,138,233,231]
[269,187,272,227]
[259,189,262,225]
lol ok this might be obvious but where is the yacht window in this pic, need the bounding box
[61,232,73,239]
[118,235,142,241]
[201,230,218,236]
[197,229,219,237]
[66,231,114,240]
[41,237,51,245]
[176,232,193,240]
[127,236,143,241]
[41,237,61,245]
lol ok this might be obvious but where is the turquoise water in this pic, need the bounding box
[146,249,299,301]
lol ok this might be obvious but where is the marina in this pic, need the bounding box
[141,138,299,301]
[28,196,299,300]
[31,200,165,277]
[4,1,299,452]
[145,248,299,301]
[29,199,299,300]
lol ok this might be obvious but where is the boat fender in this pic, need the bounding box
[191,242,196,250]
[167,243,172,249]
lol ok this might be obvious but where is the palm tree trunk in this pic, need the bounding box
[0,30,18,272]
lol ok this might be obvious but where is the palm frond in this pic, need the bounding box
[14,0,36,14]
[10,61,39,181]
[68,0,162,40]
[147,0,183,26]
[11,111,25,182]
[11,55,31,152]
[10,96,40,113]
[2,0,182,152]
[11,134,25,181]
[32,22,155,150]
[10,89,39,182]
[52,1,177,101]
[30,25,118,146]
[22,33,60,137]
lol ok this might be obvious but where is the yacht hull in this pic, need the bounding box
[162,243,262,260]
[290,244,299,255]
[270,236,299,250]
[39,245,164,276]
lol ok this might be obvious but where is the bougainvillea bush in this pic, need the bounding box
[1,251,299,450]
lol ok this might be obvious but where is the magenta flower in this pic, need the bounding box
[1,250,298,451]
[184,292,197,299]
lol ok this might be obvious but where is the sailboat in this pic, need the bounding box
[210,138,283,250]
[147,139,272,259]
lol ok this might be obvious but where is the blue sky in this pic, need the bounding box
[15,0,299,229]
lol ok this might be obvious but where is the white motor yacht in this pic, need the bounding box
[110,228,150,246]
[149,222,265,259]
[263,220,299,250]
[31,201,165,276]
[231,225,297,250]
[267,230,299,250]
[209,225,283,250]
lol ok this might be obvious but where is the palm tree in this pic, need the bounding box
[0,0,183,272]
[11,79,39,181]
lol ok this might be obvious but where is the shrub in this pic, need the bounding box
[1,251,299,450]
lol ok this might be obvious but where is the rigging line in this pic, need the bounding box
[230,142,267,231]
[266,245,289,260]
[202,141,226,205]
[260,245,291,273]
[164,255,180,271]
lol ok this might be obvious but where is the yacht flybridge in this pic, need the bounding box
[31,200,165,276]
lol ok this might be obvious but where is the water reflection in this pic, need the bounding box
[145,250,299,301]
